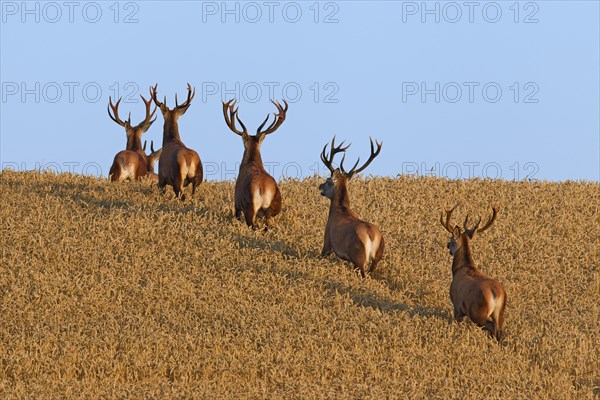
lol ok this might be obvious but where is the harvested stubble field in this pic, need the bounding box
[0,170,598,399]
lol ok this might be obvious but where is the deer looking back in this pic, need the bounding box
[150,84,203,200]
[107,93,157,181]
[319,136,384,278]
[222,99,288,229]
[440,205,506,341]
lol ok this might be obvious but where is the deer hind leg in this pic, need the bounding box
[496,311,505,342]
[269,187,282,218]
[191,174,202,196]
[158,175,167,194]
[492,300,506,342]
[368,236,384,274]
[262,206,276,231]
[355,262,367,279]
[172,174,186,201]
[485,318,498,340]
[244,205,256,229]
[192,164,203,195]
[453,303,465,322]
[108,164,118,182]
[263,189,282,231]
[351,253,368,279]
[109,168,120,182]
[234,207,243,221]
[468,306,496,338]
[135,163,146,181]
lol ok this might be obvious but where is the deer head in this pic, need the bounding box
[222,99,288,159]
[150,83,195,121]
[440,205,499,256]
[143,140,162,174]
[150,84,196,144]
[108,92,157,152]
[319,136,382,200]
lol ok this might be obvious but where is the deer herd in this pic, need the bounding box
[107,84,507,341]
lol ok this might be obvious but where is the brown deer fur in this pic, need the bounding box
[150,84,203,200]
[441,205,506,341]
[319,137,384,278]
[222,99,288,229]
[142,140,162,182]
[107,94,156,182]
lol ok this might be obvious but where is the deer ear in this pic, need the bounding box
[177,104,192,116]
[332,169,344,183]
[145,117,156,130]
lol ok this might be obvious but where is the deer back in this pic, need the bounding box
[109,150,147,182]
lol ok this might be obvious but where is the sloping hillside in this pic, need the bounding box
[0,171,598,399]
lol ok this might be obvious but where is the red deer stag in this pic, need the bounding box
[142,140,162,182]
[440,205,506,341]
[107,94,157,181]
[222,99,288,229]
[319,136,384,278]
[150,84,202,200]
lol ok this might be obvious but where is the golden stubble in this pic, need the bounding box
[0,171,598,399]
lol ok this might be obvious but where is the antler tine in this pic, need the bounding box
[463,214,482,233]
[345,137,383,179]
[320,136,350,173]
[257,99,288,137]
[150,140,155,153]
[222,99,248,136]
[107,97,127,127]
[143,140,147,152]
[340,155,361,175]
[256,113,271,134]
[477,206,499,233]
[440,203,459,234]
[150,84,164,108]
[233,104,248,133]
[139,93,157,123]
[320,143,332,172]
[175,83,195,111]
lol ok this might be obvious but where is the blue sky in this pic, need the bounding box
[1,1,598,181]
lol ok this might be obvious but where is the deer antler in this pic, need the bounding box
[440,204,459,234]
[463,214,482,236]
[134,93,157,130]
[320,136,350,173]
[463,206,498,236]
[174,83,195,111]
[341,137,382,179]
[477,206,499,233]
[150,84,164,108]
[108,97,130,127]
[150,140,156,153]
[222,99,249,136]
[256,99,288,138]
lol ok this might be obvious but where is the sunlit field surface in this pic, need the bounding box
[1,171,598,399]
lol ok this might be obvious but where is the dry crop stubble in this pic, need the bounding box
[0,170,598,399]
